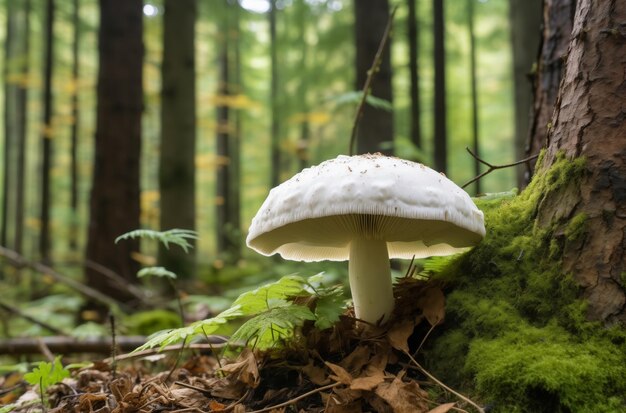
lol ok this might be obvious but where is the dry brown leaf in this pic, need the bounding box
[323,396,363,413]
[220,348,260,388]
[208,399,227,411]
[374,376,429,413]
[340,345,371,375]
[426,402,457,413]
[417,287,446,326]
[325,362,353,385]
[302,361,330,385]
[350,372,385,391]
[387,319,415,352]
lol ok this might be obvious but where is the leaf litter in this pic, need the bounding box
[6,278,484,412]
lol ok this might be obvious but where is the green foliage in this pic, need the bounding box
[425,155,626,412]
[326,90,393,111]
[124,310,182,336]
[137,266,177,280]
[71,322,109,338]
[134,273,346,352]
[115,229,198,253]
[0,405,16,413]
[24,356,70,396]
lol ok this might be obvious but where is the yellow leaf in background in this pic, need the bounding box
[7,72,39,88]
[42,274,55,285]
[130,251,156,266]
[208,93,260,110]
[26,217,41,230]
[41,123,55,139]
[195,154,229,169]
[214,196,225,205]
[141,190,160,205]
[289,111,330,125]
[63,78,79,94]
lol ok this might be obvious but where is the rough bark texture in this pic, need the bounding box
[159,0,197,277]
[509,0,542,188]
[433,0,446,173]
[526,0,575,183]
[537,0,626,323]
[269,0,281,186]
[354,0,394,155]
[69,0,80,251]
[86,0,143,302]
[407,0,421,150]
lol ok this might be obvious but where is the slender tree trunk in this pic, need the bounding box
[39,0,55,264]
[230,0,242,261]
[216,1,232,259]
[269,0,281,186]
[159,0,197,277]
[14,0,30,256]
[526,0,575,184]
[433,0,447,173]
[1,0,17,248]
[407,0,422,151]
[297,0,310,170]
[69,0,80,251]
[536,0,626,323]
[509,0,542,188]
[354,0,394,155]
[86,0,143,302]
[467,0,480,194]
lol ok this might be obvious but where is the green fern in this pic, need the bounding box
[115,228,198,252]
[137,266,177,280]
[232,274,308,314]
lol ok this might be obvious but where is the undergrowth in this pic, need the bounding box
[425,154,626,412]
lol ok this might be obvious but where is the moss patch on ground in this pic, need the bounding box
[426,154,626,413]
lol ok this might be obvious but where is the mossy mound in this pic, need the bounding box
[426,154,626,413]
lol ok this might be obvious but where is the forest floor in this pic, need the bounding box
[2,279,482,413]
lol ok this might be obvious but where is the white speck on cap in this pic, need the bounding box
[246,154,485,261]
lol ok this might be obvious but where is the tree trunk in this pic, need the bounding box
[269,0,281,186]
[536,0,626,323]
[526,0,576,184]
[86,0,143,302]
[69,0,80,252]
[297,0,310,170]
[433,0,446,173]
[216,0,232,260]
[39,0,55,265]
[14,0,30,256]
[407,0,421,151]
[467,0,480,194]
[1,0,18,249]
[354,0,394,155]
[159,0,197,277]
[230,0,242,262]
[508,0,542,188]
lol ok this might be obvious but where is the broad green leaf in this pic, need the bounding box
[232,275,308,314]
[24,356,70,394]
[314,287,346,330]
[138,266,177,280]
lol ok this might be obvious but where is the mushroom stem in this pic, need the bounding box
[348,238,394,324]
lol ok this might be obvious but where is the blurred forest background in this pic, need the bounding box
[0,0,542,332]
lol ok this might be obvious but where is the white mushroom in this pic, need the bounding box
[246,154,485,324]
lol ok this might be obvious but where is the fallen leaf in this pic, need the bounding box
[302,361,330,385]
[417,287,445,326]
[350,373,385,391]
[208,399,226,411]
[427,402,456,413]
[326,362,352,385]
[374,376,429,413]
[387,319,415,352]
[220,348,260,388]
[340,345,371,375]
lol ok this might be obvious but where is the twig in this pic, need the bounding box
[0,246,127,311]
[402,349,485,413]
[349,6,398,156]
[0,300,68,335]
[413,321,437,357]
[248,382,339,413]
[83,259,149,304]
[36,338,55,362]
[102,339,229,364]
[461,147,539,190]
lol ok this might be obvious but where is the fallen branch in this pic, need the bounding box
[349,6,398,156]
[0,246,127,311]
[0,300,68,336]
[0,336,148,355]
[461,147,539,190]
[248,382,339,413]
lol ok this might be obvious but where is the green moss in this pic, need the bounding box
[565,213,588,242]
[425,154,626,412]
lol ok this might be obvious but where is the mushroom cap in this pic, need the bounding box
[247,154,485,261]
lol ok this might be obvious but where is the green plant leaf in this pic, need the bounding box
[230,304,316,349]
[326,90,392,111]
[137,266,177,280]
[24,356,70,395]
[313,287,345,330]
[232,275,308,314]
[115,228,198,253]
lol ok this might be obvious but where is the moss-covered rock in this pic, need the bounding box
[425,153,626,412]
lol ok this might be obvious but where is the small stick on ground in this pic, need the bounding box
[403,349,485,413]
[462,147,539,190]
[248,382,339,413]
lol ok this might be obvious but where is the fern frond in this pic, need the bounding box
[233,275,308,315]
[138,266,177,280]
[115,228,198,252]
[230,304,315,349]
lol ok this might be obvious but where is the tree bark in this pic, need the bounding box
[230,0,242,261]
[86,0,143,302]
[159,0,197,277]
[536,0,626,323]
[508,0,542,188]
[467,0,480,194]
[269,0,281,186]
[39,0,55,265]
[69,0,80,251]
[407,0,422,151]
[526,0,575,183]
[354,0,394,155]
[433,0,446,173]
